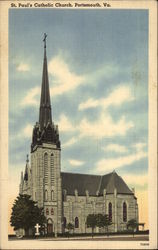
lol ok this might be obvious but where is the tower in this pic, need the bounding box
[31,34,62,234]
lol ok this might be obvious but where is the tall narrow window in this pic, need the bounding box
[50,153,55,186]
[51,208,54,215]
[46,208,49,215]
[63,217,66,228]
[45,190,48,201]
[123,202,127,222]
[44,153,48,185]
[51,190,54,201]
[108,202,112,222]
[75,217,79,228]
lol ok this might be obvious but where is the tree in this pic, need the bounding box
[96,214,112,236]
[127,219,138,237]
[96,214,105,228]
[86,214,97,238]
[102,214,112,236]
[10,194,46,235]
[66,223,74,238]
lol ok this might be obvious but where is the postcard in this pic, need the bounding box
[0,0,157,249]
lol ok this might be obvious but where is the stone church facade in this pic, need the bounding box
[19,37,138,235]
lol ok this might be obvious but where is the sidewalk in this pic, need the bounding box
[9,234,149,241]
[37,234,149,241]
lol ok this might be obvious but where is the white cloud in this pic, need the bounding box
[57,114,75,132]
[69,159,85,167]
[20,55,84,107]
[96,150,147,173]
[49,55,85,96]
[79,85,134,110]
[10,124,33,142]
[23,124,33,138]
[16,63,30,72]
[21,87,40,106]
[133,142,147,152]
[58,110,134,139]
[79,113,134,138]
[48,57,121,98]
[122,173,148,188]
[79,98,99,110]
[18,57,128,109]
[62,137,77,148]
[102,144,128,153]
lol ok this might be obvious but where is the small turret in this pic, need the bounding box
[24,154,30,181]
[19,171,23,194]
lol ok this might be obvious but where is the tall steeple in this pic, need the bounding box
[31,34,60,152]
[39,33,52,129]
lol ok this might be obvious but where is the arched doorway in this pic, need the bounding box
[47,218,53,235]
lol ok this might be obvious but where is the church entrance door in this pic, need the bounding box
[47,218,53,235]
[47,224,53,234]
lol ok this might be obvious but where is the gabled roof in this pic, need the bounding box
[100,171,133,195]
[61,171,133,196]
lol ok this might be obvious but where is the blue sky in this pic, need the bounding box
[9,9,148,192]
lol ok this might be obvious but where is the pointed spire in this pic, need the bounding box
[31,35,60,151]
[24,155,29,181]
[39,33,52,129]
[43,33,47,49]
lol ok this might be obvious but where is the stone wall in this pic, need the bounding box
[63,192,138,233]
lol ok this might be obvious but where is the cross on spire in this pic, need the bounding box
[43,33,47,48]
[39,33,52,129]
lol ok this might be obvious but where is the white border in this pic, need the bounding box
[0,1,157,249]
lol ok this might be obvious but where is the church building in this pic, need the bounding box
[19,35,139,235]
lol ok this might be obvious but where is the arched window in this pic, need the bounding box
[123,202,127,222]
[51,190,54,201]
[50,154,55,186]
[75,217,79,228]
[44,153,48,185]
[51,208,54,215]
[63,217,66,228]
[108,202,112,222]
[45,190,48,201]
[46,208,49,215]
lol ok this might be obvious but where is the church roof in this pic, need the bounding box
[61,171,133,196]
